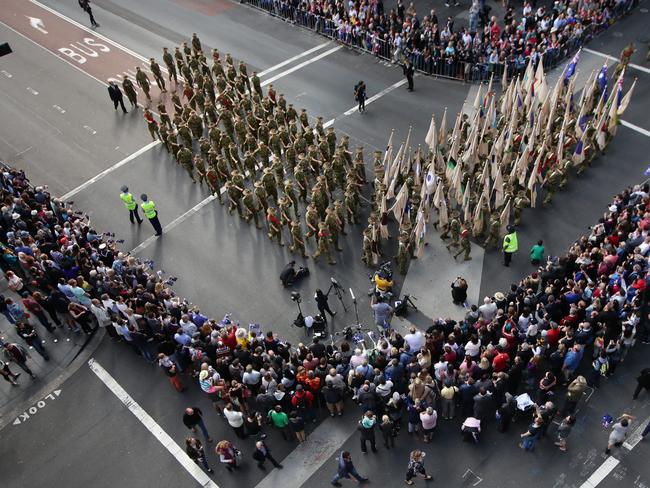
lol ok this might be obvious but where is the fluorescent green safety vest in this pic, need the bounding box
[503,232,518,253]
[141,200,157,219]
[120,192,137,210]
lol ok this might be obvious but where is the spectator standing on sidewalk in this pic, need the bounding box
[16,322,49,360]
[0,358,20,386]
[2,341,35,378]
[186,437,214,474]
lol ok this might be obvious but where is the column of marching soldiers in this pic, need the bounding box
[122,33,371,266]
[122,38,637,275]
[364,50,636,275]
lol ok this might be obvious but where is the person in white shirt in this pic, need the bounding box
[223,403,246,438]
[404,327,424,352]
[478,297,497,322]
[465,336,481,358]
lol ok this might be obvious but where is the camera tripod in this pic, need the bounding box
[327,278,348,312]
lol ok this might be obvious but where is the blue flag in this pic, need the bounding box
[597,63,608,101]
[564,50,580,85]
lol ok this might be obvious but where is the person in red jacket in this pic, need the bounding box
[492,346,510,373]
[291,384,315,423]
[21,292,55,333]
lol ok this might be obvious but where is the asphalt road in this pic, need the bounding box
[0,0,649,487]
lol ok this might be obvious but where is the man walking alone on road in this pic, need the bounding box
[78,0,99,28]
[108,81,127,113]
[403,62,415,91]
[354,81,366,112]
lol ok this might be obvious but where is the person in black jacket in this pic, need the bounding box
[315,289,336,323]
[403,62,415,91]
[633,368,650,399]
[108,81,127,113]
[252,440,283,470]
[185,437,213,473]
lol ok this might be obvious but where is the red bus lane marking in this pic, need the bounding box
[0,0,172,110]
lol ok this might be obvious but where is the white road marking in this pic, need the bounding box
[83,125,97,135]
[58,141,160,201]
[261,46,342,87]
[623,416,650,450]
[88,359,219,488]
[52,104,66,114]
[579,456,620,488]
[13,389,62,426]
[26,86,38,95]
[621,120,650,138]
[1,69,12,78]
[14,146,33,157]
[131,193,219,254]
[254,415,356,488]
[30,0,151,64]
[26,15,48,34]
[583,48,650,75]
[258,42,331,77]
[323,78,408,128]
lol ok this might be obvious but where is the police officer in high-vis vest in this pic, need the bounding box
[502,224,518,267]
[140,194,162,236]
[120,185,143,224]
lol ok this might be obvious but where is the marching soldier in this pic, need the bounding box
[205,167,223,203]
[289,220,308,258]
[177,123,192,149]
[313,222,336,264]
[283,180,299,217]
[278,196,292,229]
[345,188,359,224]
[162,47,178,84]
[122,75,138,109]
[396,233,409,275]
[362,227,373,266]
[242,188,262,229]
[261,167,278,203]
[325,206,344,252]
[441,210,460,247]
[156,103,172,129]
[254,181,270,214]
[266,207,283,246]
[143,109,160,141]
[193,154,206,186]
[176,145,195,182]
[251,71,263,98]
[333,200,347,235]
[543,167,562,205]
[191,33,202,54]
[135,67,152,101]
[483,212,501,249]
[225,180,243,217]
[454,229,472,261]
[149,58,167,93]
[513,190,530,226]
[188,110,204,139]
[304,203,320,244]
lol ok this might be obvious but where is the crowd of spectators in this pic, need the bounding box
[0,161,647,458]
[252,0,635,80]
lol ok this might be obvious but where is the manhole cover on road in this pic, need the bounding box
[612,31,623,37]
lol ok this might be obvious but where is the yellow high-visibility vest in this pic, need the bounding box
[141,200,157,219]
[120,192,137,210]
[503,232,518,253]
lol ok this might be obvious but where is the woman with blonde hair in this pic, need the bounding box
[405,449,433,485]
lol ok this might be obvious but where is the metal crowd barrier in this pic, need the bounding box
[242,0,636,84]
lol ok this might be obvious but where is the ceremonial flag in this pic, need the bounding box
[597,62,608,101]
[379,194,389,239]
[572,129,587,165]
[472,84,482,118]
[425,114,437,151]
[438,197,449,227]
[617,77,636,116]
[502,63,509,89]
[438,107,448,149]
[533,55,548,102]
[499,198,511,232]
[414,210,426,258]
[472,194,485,237]
[493,164,505,208]
[563,48,580,85]
[425,164,436,193]
[389,183,409,224]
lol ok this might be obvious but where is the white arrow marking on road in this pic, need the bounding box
[26,16,48,34]
[13,389,63,426]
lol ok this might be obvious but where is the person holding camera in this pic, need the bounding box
[315,288,336,323]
